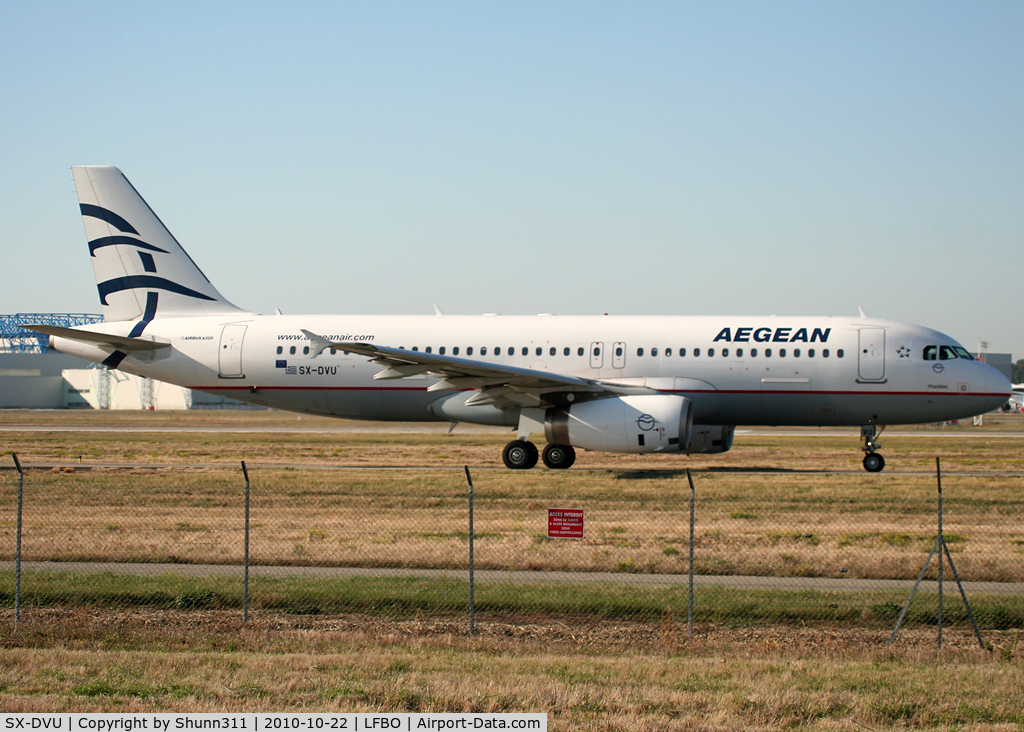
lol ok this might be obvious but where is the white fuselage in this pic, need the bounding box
[51,313,1011,428]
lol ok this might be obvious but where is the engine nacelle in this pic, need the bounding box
[545,395,693,454]
[684,425,735,454]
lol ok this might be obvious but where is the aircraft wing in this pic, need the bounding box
[19,325,170,352]
[301,330,652,408]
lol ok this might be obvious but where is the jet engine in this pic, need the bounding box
[684,425,735,454]
[545,394,693,454]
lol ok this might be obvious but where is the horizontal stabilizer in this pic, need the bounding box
[20,325,170,352]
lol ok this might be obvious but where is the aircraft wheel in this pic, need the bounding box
[503,440,539,470]
[863,453,885,473]
[542,444,576,470]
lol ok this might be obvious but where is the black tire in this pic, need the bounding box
[542,444,576,470]
[503,440,538,470]
[863,453,885,472]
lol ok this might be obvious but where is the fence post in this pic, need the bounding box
[13,454,23,626]
[465,466,475,636]
[937,457,944,648]
[686,469,695,642]
[242,460,250,624]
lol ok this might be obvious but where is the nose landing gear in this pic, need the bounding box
[861,424,885,472]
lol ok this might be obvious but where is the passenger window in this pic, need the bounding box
[679,348,686,357]
[439,346,446,355]
[765,348,772,357]
[637,347,644,357]
[426,346,432,353]
[509,347,515,356]
[651,347,659,357]
[276,346,283,354]
[615,346,623,357]
[694,348,700,357]
[578,347,584,356]
[494,347,500,355]
[522,347,528,356]
[708,348,714,357]
[536,347,542,356]
[779,348,786,357]
[330,349,336,355]
[466,347,473,356]
[823,349,830,358]
[722,348,728,357]
[290,346,296,355]
[793,349,800,357]
[665,348,672,357]
[481,347,487,356]
[939,346,957,360]
[563,347,570,356]
[549,347,556,356]
[412,346,418,352]
[837,349,844,358]
[751,348,757,357]
[303,346,310,355]
[808,349,815,358]
[453,346,460,355]
[593,346,601,356]
[736,348,743,357]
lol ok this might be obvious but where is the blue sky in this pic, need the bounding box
[3,2,1022,356]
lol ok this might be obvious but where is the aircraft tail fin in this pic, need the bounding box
[71,166,248,322]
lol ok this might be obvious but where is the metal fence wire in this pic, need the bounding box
[2,458,1023,633]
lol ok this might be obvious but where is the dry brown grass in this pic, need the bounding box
[0,609,1022,729]
[1,408,1024,471]
[1,464,1021,582]
[1,412,1023,727]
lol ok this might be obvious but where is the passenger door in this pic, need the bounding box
[218,324,247,378]
[857,328,885,381]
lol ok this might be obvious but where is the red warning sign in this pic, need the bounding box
[547,508,585,539]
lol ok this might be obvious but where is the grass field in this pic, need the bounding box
[1,609,1022,728]
[1,409,1023,726]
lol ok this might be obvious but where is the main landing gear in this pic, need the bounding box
[502,440,576,470]
[861,424,885,472]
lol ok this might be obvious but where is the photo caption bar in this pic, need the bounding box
[0,715,546,732]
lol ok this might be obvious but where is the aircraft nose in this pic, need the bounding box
[982,363,1012,409]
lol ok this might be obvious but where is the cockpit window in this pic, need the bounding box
[923,346,937,361]
[954,347,973,359]
[939,346,957,360]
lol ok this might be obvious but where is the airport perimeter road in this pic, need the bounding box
[3,560,1022,596]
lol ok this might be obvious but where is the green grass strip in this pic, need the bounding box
[1,569,1021,629]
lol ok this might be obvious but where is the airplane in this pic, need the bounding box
[24,166,1012,472]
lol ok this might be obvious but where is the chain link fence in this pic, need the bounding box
[2,458,1023,634]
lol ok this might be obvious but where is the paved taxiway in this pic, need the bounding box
[3,560,1021,596]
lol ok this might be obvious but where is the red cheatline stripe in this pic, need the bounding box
[187,385,1008,398]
